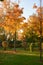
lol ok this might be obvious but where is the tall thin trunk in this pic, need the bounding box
[14,31,16,51]
[39,0,42,61]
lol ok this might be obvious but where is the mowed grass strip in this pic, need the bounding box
[0,53,43,65]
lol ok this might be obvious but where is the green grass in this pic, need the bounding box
[0,53,43,65]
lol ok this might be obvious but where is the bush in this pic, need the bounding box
[15,40,22,48]
[2,41,8,50]
[8,40,14,48]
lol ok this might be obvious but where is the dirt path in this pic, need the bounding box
[0,50,41,56]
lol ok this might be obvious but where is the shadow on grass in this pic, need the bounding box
[0,53,43,65]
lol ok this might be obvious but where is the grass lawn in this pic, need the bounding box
[0,53,43,65]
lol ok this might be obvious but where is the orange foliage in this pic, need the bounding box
[0,1,25,35]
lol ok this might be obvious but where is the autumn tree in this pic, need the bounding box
[19,22,29,50]
[0,0,25,50]
[27,11,43,51]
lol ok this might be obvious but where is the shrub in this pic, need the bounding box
[2,41,8,50]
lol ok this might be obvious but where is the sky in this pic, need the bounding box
[10,0,43,19]
[20,0,43,19]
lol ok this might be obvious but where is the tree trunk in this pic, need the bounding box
[30,43,33,52]
[14,31,16,51]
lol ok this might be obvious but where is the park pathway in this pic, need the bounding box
[0,50,41,56]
